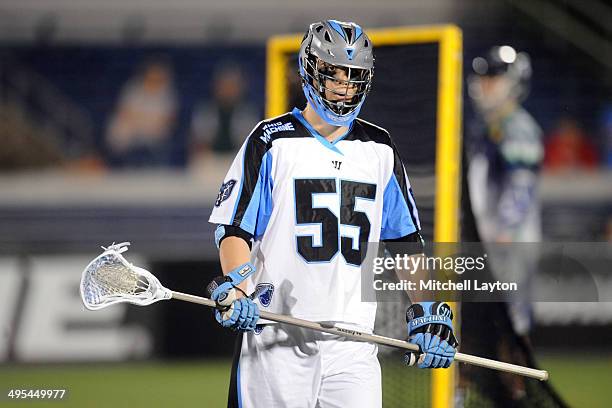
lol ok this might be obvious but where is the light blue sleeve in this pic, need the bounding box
[380,172,419,240]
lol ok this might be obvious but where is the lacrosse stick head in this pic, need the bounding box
[80,242,171,310]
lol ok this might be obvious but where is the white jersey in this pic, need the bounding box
[209,108,420,330]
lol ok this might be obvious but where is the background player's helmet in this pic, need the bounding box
[468,45,532,114]
[298,20,374,127]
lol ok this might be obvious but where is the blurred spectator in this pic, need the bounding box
[544,118,598,171]
[0,103,64,171]
[106,58,178,167]
[189,62,258,159]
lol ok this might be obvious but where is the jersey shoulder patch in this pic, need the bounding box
[215,179,237,207]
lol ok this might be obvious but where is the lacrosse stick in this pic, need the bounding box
[80,243,549,381]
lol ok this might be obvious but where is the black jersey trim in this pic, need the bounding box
[232,139,268,227]
[230,113,298,227]
[216,224,253,250]
[227,332,243,408]
[346,118,394,146]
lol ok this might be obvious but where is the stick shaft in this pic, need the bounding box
[170,291,548,381]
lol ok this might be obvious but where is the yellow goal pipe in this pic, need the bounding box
[431,25,463,408]
[266,24,463,408]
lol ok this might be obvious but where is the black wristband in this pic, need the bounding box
[215,225,253,250]
[383,231,424,255]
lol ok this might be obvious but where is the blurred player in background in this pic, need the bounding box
[467,45,543,401]
[207,20,458,407]
[468,46,543,245]
[468,45,543,333]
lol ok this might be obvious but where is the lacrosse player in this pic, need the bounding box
[208,20,458,407]
[467,46,543,336]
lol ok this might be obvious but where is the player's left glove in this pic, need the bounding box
[205,262,259,331]
[405,302,458,369]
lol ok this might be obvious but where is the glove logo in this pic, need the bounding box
[254,283,274,307]
[437,303,452,319]
[215,179,237,207]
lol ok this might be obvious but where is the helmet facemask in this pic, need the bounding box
[302,55,373,117]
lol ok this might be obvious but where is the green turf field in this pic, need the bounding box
[0,360,231,408]
[0,354,609,407]
[539,354,612,408]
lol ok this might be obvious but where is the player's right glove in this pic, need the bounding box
[205,262,259,331]
[405,302,458,369]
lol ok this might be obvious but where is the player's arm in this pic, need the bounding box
[384,232,432,303]
[219,236,251,293]
[204,225,259,331]
[381,142,458,368]
[380,142,431,301]
[383,227,458,370]
[216,224,255,295]
[205,129,274,331]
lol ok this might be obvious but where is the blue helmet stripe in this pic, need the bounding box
[328,20,348,41]
[355,25,363,41]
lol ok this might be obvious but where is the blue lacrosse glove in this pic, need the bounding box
[205,263,259,331]
[405,302,458,369]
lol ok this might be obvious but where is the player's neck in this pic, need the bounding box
[302,104,349,142]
